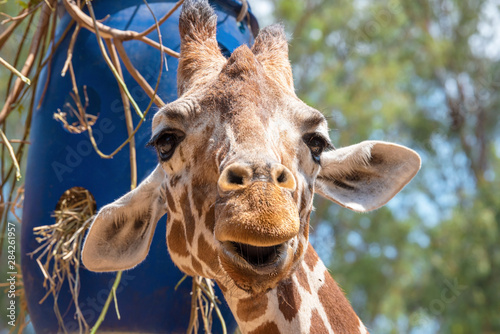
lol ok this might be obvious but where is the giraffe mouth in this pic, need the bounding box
[218,238,298,293]
[224,241,287,268]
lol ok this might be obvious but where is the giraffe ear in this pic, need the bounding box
[82,166,167,272]
[315,141,421,212]
[252,24,294,92]
[177,0,226,95]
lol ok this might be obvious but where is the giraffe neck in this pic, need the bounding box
[220,243,368,334]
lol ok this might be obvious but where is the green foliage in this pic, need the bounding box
[15,0,43,9]
[274,0,500,332]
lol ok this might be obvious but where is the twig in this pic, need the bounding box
[136,35,180,58]
[4,13,35,101]
[107,39,138,190]
[0,0,55,124]
[112,283,121,320]
[85,0,144,119]
[0,56,30,85]
[10,4,51,112]
[141,0,166,104]
[62,0,179,57]
[90,271,123,334]
[0,140,30,144]
[175,274,189,291]
[187,278,200,334]
[73,0,165,160]
[114,39,164,106]
[61,25,82,77]
[8,185,24,223]
[0,9,26,50]
[137,0,185,37]
[36,19,77,108]
[53,86,98,134]
[0,129,21,180]
[89,2,166,328]
[185,276,227,334]
[196,278,227,334]
[63,0,137,39]
[67,61,84,119]
[236,0,248,22]
[0,2,43,24]
[36,5,58,109]
[0,69,36,244]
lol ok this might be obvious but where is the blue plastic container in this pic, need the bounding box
[21,1,258,332]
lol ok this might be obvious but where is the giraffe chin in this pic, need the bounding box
[218,237,298,294]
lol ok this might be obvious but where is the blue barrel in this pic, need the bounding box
[21,1,258,333]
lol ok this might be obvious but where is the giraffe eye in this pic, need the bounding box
[148,130,185,161]
[303,133,330,164]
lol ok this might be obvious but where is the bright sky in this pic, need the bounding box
[470,0,500,60]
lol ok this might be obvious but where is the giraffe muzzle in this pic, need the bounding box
[214,174,301,292]
[214,182,300,246]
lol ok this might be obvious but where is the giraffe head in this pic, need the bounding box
[82,0,421,295]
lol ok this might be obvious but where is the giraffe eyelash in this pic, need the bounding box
[147,129,186,161]
[146,128,185,147]
[302,133,334,164]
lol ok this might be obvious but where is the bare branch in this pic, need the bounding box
[137,0,185,37]
[62,0,179,57]
[0,0,55,124]
[114,40,165,107]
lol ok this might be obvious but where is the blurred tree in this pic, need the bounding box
[273,0,500,333]
[2,0,499,333]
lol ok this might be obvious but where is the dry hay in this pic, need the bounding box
[30,187,96,334]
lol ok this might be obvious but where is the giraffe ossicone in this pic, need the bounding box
[82,0,421,332]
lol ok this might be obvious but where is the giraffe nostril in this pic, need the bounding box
[219,163,296,192]
[218,163,253,192]
[272,165,296,191]
[227,170,244,185]
[277,171,287,184]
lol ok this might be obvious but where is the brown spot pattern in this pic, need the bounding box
[300,191,310,214]
[236,294,268,323]
[170,174,181,188]
[180,190,196,245]
[167,219,190,257]
[191,257,204,276]
[179,146,186,163]
[204,206,216,231]
[295,265,311,294]
[197,234,219,270]
[248,321,281,334]
[277,278,301,322]
[165,190,177,214]
[192,180,207,219]
[302,220,310,242]
[304,243,319,272]
[310,309,329,333]
[318,270,360,334]
[293,240,305,264]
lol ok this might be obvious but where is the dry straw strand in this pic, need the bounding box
[30,187,96,334]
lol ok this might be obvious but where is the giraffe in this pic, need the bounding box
[81,0,421,333]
